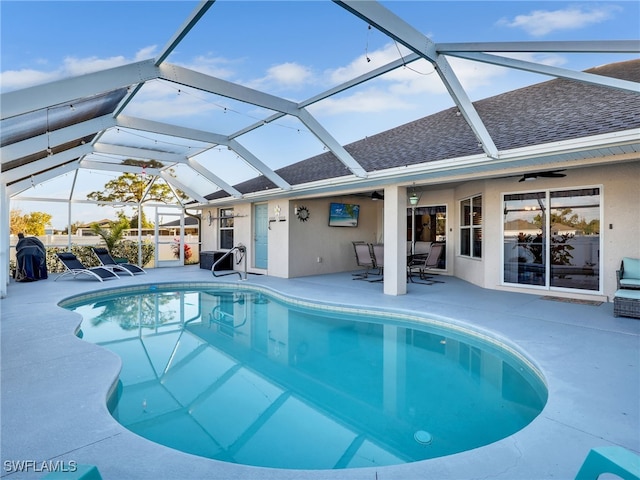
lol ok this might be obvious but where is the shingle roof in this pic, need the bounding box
[207,59,640,200]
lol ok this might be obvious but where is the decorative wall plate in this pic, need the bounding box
[297,206,310,222]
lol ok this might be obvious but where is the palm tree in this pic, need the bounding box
[90,220,129,255]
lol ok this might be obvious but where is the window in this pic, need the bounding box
[219,208,234,250]
[460,195,482,258]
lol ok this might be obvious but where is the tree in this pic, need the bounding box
[87,160,188,231]
[10,209,52,235]
[91,219,129,255]
[87,159,188,206]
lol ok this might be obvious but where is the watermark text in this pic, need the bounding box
[3,460,77,473]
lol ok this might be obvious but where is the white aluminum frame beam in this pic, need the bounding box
[113,2,216,118]
[3,144,92,184]
[1,60,159,119]
[92,143,186,164]
[444,51,640,93]
[158,63,367,177]
[159,171,208,204]
[334,0,499,159]
[437,40,640,53]
[80,159,162,176]
[155,1,216,66]
[7,161,80,196]
[116,115,227,145]
[227,139,292,190]
[228,52,422,139]
[297,109,368,177]
[183,157,243,198]
[116,115,278,195]
[2,114,117,165]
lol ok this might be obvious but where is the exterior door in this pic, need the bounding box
[254,203,268,269]
[155,210,184,267]
[502,188,601,292]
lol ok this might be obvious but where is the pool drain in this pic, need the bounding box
[414,430,433,445]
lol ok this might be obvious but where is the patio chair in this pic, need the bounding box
[55,252,119,282]
[408,243,444,284]
[92,247,146,276]
[367,243,384,282]
[616,257,640,290]
[352,242,376,279]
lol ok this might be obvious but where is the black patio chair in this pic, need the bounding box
[55,252,119,282]
[92,247,146,276]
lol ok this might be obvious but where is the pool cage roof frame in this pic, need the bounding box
[2,1,639,213]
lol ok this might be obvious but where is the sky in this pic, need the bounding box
[1,0,638,229]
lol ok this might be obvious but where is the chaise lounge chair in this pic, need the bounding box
[55,252,119,282]
[92,247,146,276]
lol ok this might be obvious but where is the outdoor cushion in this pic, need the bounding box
[621,278,640,288]
[621,257,640,288]
[615,289,640,301]
[622,257,640,279]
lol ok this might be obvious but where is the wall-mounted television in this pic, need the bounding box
[329,202,360,227]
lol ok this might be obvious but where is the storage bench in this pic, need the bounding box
[200,251,233,271]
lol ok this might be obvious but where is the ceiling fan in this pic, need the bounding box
[519,170,566,182]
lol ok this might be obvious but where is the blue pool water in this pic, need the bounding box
[63,285,547,470]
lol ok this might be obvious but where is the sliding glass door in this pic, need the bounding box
[407,205,447,269]
[503,188,600,292]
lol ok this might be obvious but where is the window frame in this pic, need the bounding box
[218,207,234,250]
[459,194,482,259]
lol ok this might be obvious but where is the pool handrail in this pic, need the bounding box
[212,245,247,281]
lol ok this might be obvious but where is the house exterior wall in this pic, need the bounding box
[598,161,640,297]
[200,160,639,301]
[288,197,380,278]
[473,161,639,300]
[452,181,486,288]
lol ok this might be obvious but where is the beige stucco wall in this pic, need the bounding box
[200,160,639,301]
[288,197,380,278]
[467,160,640,300]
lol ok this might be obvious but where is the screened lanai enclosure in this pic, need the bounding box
[2,1,639,297]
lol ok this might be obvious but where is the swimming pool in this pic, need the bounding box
[62,283,547,470]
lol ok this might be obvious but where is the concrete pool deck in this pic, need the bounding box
[1,266,639,480]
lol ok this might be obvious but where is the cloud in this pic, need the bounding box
[310,86,416,116]
[124,81,221,120]
[0,46,158,92]
[177,54,238,80]
[0,69,61,91]
[246,62,314,91]
[327,42,412,84]
[498,5,621,36]
[315,43,555,116]
[135,45,158,62]
[61,55,130,77]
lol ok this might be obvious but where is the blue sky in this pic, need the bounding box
[2,1,638,228]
